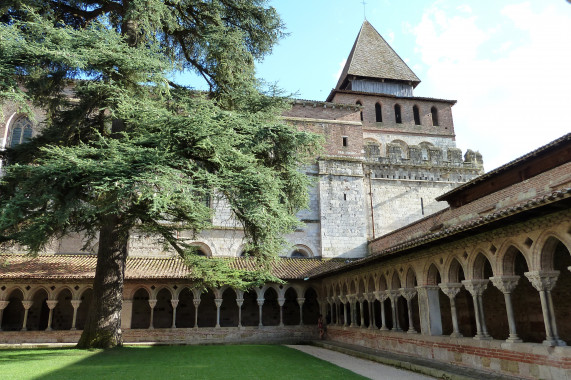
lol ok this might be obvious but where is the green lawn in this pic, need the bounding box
[0,344,367,380]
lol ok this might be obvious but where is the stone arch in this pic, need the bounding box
[390,271,402,290]
[426,263,442,285]
[131,288,151,329]
[501,244,531,276]
[27,288,49,331]
[367,275,376,293]
[419,141,434,161]
[262,287,280,326]
[303,287,320,325]
[283,286,299,325]
[220,287,238,327]
[1,288,24,331]
[356,100,363,121]
[128,285,152,300]
[431,106,439,126]
[405,267,417,288]
[175,287,195,328]
[413,104,421,125]
[153,288,173,328]
[535,231,571,271]
[241,289,259,326]
[197,288,217,327]
[290,244,313,258]
[471,251,494,279]
[388,139,409,159]
[446,257,466,283]
[394,103,402,123]
[52,288,74,330]
[378,274,388,291]
[364,138,381,160]
[5,114,34,148]
[189,241,212,257]
[375,102,383,122]
[76,288,93,330]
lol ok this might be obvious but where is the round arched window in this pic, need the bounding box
[291,250,308,258]
[9,117,33,147]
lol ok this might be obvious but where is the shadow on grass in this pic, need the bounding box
[4,345,367,380]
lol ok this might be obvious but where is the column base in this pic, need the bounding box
[543,339,567,347]
[449,332,463,338]
[505,335,522,343]
[392,327,402,332]
[368,325,375,330]
[70,328,77,331]
[407,329,418,334]
[279,323,284,327]
[380,326,389,331]
[215,324,220,328]
[45,327,52,332]
[473,334,492,340]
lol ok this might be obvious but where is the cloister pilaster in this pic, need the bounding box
[45,300,58,331]
[214,298,223,328]
[388,290,401,332]
[0,300,9,331]
[170,299,179,328]
[358,296,365,328]
[277,298,285,327]
[148,299,157,330]
[525,270,566,346]
[257,298,264,327]
[490,276,522,343]
[22,301,33,331]
[339,295,348,327]
[462,279,491,340]
[374,290,389,331]
[236,298,244,327]
[192,298,201,329]
[400,288,417,334]
[70,300,81,330]
[297,298,305,326]
[438,283,462,338]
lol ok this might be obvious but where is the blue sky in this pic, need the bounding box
[186,1,571,171]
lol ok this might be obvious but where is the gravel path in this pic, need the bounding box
[286,345,435,380]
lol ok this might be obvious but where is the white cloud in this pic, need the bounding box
[334,59,347,80]
[387,31,395,43]
[412,3,571,171]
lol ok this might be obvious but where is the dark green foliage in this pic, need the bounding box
[0,0,320,338]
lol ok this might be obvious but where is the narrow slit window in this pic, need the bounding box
[342,136,348,147]
[394,104,402,124]
[375,102,382,122]
[356,101,363,122]
[343,193,347,201]
[413,105,421,125]
[431,106,439,126]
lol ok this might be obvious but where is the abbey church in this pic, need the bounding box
[1,21,570,379]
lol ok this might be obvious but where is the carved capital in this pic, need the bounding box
[374,290,388,302]
[192,299,201,308]
[257,298,265,306]
[462,279,489,296]
[525,271,560,292]
[148,299,157,309]
[399,288,417,301]
[277,298,285,307]
[357,296,365,303]
[296,297,305,306]
[438,283,462,299]
[214,298,223,308]
[236,298,244,307]
[46,300,58,310]
[490,276,520,294]
[22,301,33,310]
[0,300,9,310]
[70,300,82,309]
[338,295,348,304]
[170,299,179,308]
[387,290,400,301]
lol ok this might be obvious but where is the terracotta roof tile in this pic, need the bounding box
[0,255,348,281]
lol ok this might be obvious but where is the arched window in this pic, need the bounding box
[291,250,307,258]
[356,101,363,122]
[431,106,439,126]
[394,104,402,124]
[413,105,421,125]
[8,117,33,147]
[375,103,382,122]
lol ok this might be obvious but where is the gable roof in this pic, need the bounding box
[335,20,420,90]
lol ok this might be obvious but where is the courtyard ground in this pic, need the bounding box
[0,344,372,380]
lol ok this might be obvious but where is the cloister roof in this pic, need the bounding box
[0,255,347,281]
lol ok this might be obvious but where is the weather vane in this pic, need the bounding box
[361,0,367,20]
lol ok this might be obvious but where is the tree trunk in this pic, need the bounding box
[77,214,129,349]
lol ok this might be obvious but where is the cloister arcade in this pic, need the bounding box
[323,229,571,347]
[0,282,320,332]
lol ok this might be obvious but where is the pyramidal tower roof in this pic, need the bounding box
[335,20,420,90]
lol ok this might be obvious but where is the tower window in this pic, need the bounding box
[394,104,402,124]
[8,117,33,148]
[375,102,383,122]
[413,105,421,125]
[342,136,348,147]
[431,106,439,126]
